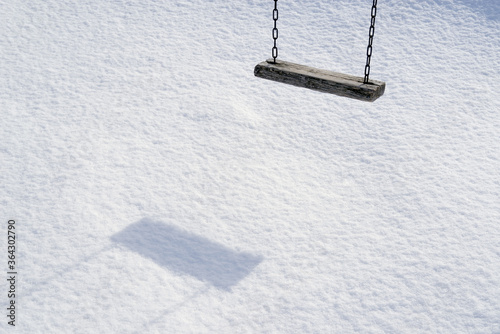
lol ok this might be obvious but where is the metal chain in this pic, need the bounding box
[272,0,279,63]
[364,0,378,83]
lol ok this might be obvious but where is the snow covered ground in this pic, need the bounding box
[1,0,499,332]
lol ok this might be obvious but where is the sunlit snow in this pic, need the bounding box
[1,0,499,332]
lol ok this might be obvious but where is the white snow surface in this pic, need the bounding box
[1,0,500,332]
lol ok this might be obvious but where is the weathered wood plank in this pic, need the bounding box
[254,59,385,102]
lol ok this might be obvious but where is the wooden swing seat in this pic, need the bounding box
[254,59,385,102]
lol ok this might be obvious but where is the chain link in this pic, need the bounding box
[272,0,279,63]
[364,0,378,83]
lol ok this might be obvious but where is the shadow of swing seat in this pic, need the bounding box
[111,219,263,290]
[254,59,386,102]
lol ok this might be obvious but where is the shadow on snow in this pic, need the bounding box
[111,218,263,291]
[448,0,499,21]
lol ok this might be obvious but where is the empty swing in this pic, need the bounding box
[254,0,386,102]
